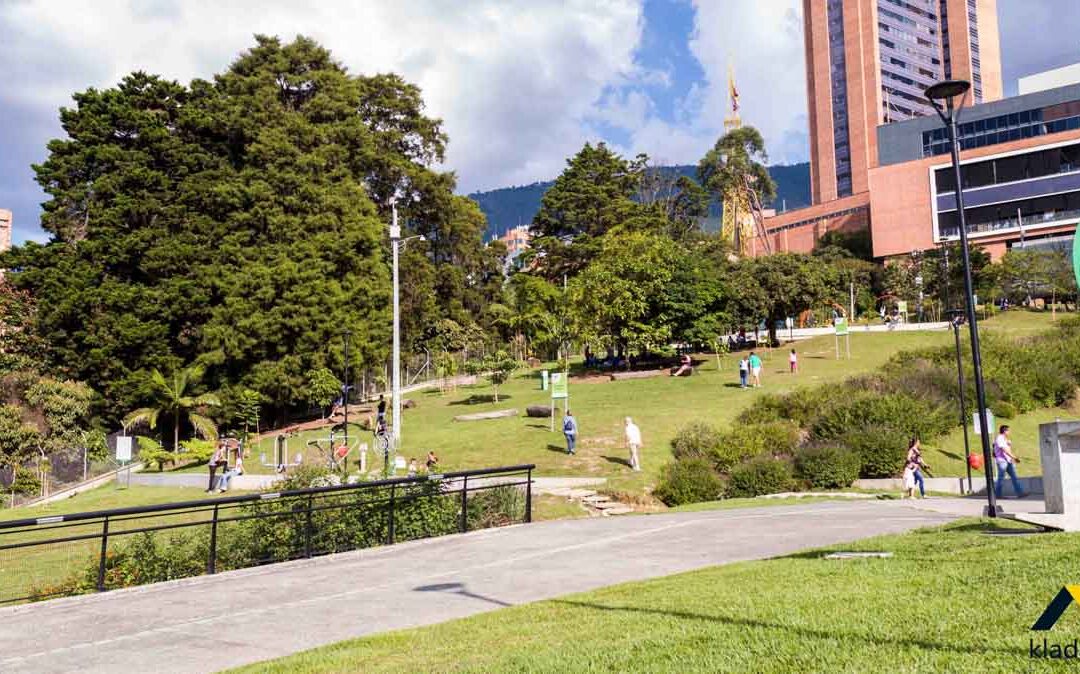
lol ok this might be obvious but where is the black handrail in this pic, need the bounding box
[0,463,536,530]
[0,463,535,605]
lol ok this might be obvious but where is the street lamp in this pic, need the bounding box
[947,310,973,493]
[925,79,999,516]
[388,197,425,453]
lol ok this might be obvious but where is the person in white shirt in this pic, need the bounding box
[624,417,642,471]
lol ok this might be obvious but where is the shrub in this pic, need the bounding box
[180,439,216,464]
[811,393,952,443]
[841,426,910,478]
[715,421,800,472]
[10,465,41,495]
[794,446,861,489]
[654,458,725,506]
[670,422,723,461]
[727,456,793,497]
[992,401,1018,419]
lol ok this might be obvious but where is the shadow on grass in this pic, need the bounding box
[547,444,569,454]
[550,600,1016,658]
[448,394,512,406]
[602,455,632,468]
[722,383,746,389]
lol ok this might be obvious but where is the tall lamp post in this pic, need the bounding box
[388,198,425,453]
[946,311,973,493]
[925,79,999,516]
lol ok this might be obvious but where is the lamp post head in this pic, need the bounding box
[925,79,970,108]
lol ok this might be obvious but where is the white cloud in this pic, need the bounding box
[0,0,645,193]
[609,0,809,168]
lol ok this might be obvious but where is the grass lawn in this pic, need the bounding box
[232,518,1078,673]
[0,484,240,523]
[241,327,970,486]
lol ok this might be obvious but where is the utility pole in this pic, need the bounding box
[390,199,402,451]
[343,330,351,461]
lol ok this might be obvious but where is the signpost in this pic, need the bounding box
[973,409,996,437]
[115,436,133,490]
[834,317,850,359]
[550,372,569,432]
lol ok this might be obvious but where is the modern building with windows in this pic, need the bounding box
[803,0,1001,203]
[869,81,1080,258]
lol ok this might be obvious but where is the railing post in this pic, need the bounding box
[387,484,396,545]
[459,476,469,533]
[96,516,109,592]
[207,504,220,575]
[525,468,532,523]
[304,495,314,558]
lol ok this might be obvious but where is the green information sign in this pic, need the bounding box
[897,300,908,314]
[551,372,569,399]
[834,317,849,336]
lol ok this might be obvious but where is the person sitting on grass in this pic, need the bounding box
[671,353,693,377]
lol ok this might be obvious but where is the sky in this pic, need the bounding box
[2,0,1079,244]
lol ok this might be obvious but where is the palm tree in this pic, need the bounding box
[123,365,221,464]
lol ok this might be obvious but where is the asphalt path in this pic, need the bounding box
[0,500,958,673]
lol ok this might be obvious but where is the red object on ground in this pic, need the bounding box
[967,452,983,470]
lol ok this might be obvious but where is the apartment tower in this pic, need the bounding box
[803,0,1002,204]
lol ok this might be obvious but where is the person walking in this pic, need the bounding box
[789,349,798,374]
[425,450,439,471]
[748,351,763,388]
[738,356,749,389]
[624,417,642,471]
[994,425,1026,498]
[563,410,578,455]
[377,395,387,424]
[906,437,929,498]
[207,441,226,493]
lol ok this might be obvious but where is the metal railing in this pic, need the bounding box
[0,464,533,605]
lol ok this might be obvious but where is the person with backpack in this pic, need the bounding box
[563,410,578,455]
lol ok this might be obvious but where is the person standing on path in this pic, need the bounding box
[377,395,386,423]
[906,437,929,498]
[738,356,749,389]
[563,410,578,455]
[994,425,1026,498]
[624,417,642,471]
[748,352,763,387]
[789,349,798,374]
[207,441,226,493]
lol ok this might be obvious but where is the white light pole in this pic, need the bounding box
[388,197,425,454]
[390,198,402,451]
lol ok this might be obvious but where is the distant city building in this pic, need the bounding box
[0,209,11,254]
[496,224,531,273]
[803,0,1002,203]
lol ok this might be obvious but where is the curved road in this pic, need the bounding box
[0,500,958,673]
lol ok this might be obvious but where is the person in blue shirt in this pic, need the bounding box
[563,410,578,455]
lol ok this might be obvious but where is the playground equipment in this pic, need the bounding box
[260,434,302,473]
[306,421,367,473]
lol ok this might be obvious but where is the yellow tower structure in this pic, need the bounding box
[720,65,757,254]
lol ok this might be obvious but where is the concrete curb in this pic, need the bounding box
[855,475,1043,495]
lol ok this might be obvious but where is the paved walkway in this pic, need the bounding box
[0,500,958,674]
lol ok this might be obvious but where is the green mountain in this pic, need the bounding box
[469,162,811,239]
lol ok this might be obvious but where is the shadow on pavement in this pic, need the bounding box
[414,582,512,607]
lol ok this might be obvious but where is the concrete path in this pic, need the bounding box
[0,500,957,674]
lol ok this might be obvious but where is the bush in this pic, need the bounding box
[654,458,725,506]
[811,393,952,443]
[841,426,910,478]
[992,401,1018,419]
[10,465,41,495]
[670,422,723,461]
[727,456,793,497]
[180,439,216,464]
[794,446,861,489]
[715,421,800,472]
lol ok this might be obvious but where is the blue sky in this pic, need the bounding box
[2,0,1079,244]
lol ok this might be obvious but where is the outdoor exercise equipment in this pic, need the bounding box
[307,421,367,472]
[260,434,302,473]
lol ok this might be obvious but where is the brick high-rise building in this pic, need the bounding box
[803,0,1002,204]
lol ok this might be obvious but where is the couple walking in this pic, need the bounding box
[738,352,762,388]
[562,412,642,471]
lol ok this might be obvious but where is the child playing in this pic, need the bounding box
[902,461,917,499]
[789,349,798,374]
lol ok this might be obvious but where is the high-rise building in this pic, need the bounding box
[803,0,1002,204]
[0,210,11,254]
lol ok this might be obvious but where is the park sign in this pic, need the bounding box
[550,372,569,399]
[834,317,849,336]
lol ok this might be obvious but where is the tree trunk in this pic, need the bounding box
[173,414,180,466]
